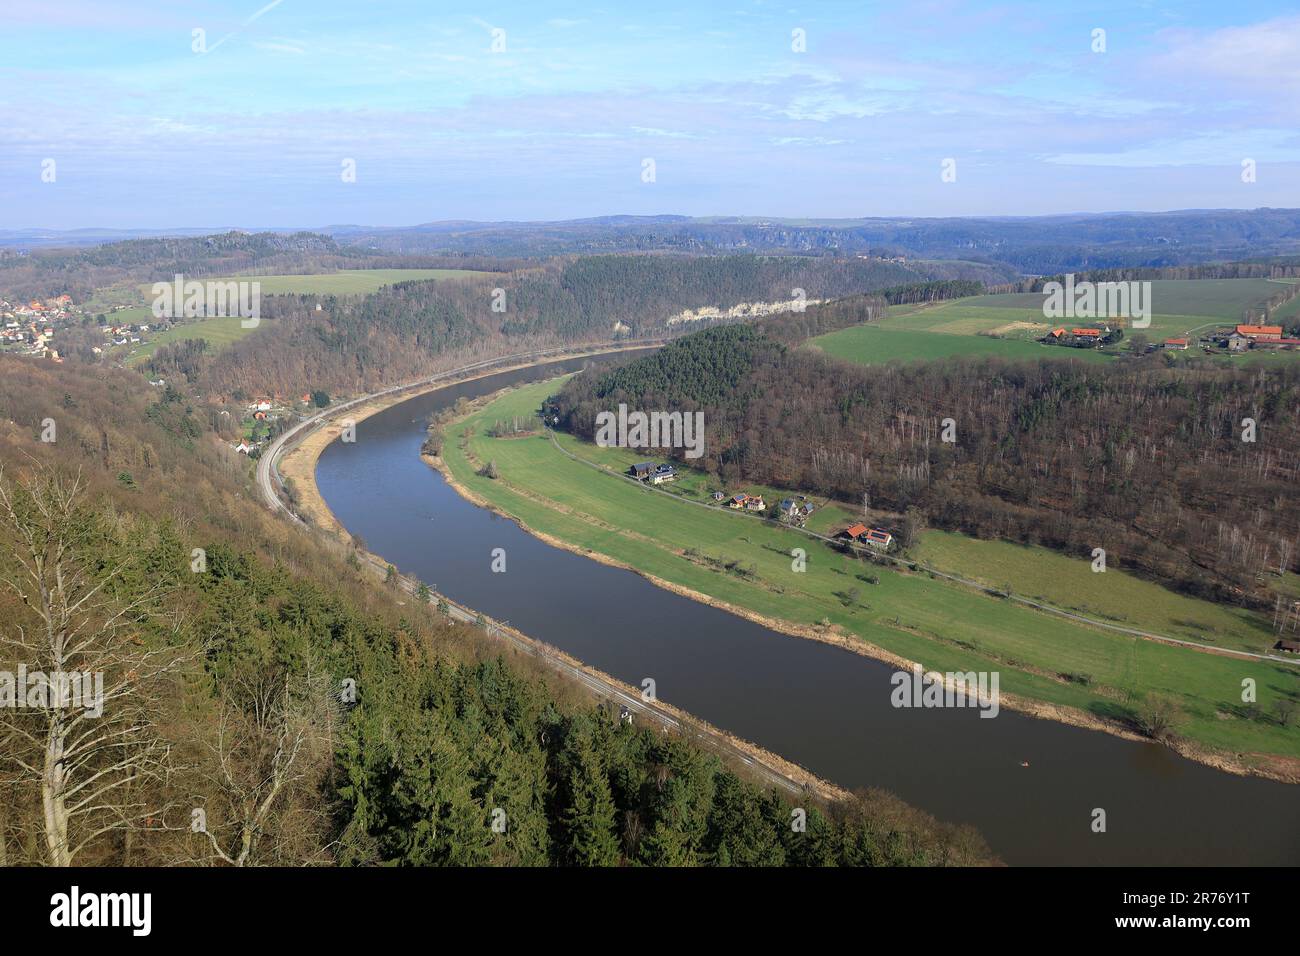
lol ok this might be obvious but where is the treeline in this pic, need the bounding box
[990,261,1300,293]
[551,330,1300,609]
[157,256,995,397]
[0,231,365,302]
[876,279,985,304]
[0,356,993,867]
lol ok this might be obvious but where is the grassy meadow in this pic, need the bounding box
[440,376,1300,767]
[810,278,1298,366]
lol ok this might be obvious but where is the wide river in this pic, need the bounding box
[315,355,1300,865]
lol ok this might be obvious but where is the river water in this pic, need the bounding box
[315,356,1300,866]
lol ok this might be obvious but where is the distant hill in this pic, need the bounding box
[328,209,1300,272]
[8,208,1300,275]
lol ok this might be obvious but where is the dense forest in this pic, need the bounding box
[146,256,999,397]
[0,356,992,867]
[549,324,1300,611]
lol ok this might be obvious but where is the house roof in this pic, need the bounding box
[1070,328,1102,336]
[865,528,892,542]
[844,523,869,537]
[1237,324,1283,336]
[1164,338,1187,345]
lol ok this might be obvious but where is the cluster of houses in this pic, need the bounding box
[629,460,825,527]
[1041,325,1115,348]
[838,523,894,551]
[0,295,79,360]
[102,321,149,348]
[1199,324,1300,353]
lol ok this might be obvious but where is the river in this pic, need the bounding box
[315,355,1300,866]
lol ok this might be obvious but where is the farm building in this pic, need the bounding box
[1236,324,1283,340]
[839,524,894,550]
[1163,338,1189,350]
[649,464,677,484]
[629,462,656,480]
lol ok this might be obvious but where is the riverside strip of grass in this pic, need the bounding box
[442,377,1300,770]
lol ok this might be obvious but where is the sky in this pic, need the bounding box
[2,0,1298,228]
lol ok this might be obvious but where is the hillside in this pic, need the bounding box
[550,324,1300,614]
[0,355,993,867]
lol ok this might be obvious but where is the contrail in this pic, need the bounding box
[206,0,286,53]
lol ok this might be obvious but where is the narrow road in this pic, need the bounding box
[255,343,818,801]
[545,430,1300,668]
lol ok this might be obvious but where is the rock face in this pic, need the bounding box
[665,298,825,325]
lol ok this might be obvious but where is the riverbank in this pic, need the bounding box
[274,350,868,807]
[432,379,1300,784]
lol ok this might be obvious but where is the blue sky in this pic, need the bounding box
[2,0,1298,228]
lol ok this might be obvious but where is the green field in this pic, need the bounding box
[809,326,1115,365]
[137,267,490,299]
[811,279,1295,365]
[440,377,1300,768]
[126,314,259,364]
[912,531,1276,653]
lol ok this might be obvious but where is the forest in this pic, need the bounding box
[549,323,1300,612]
[144,256,998,397]
[0,355,992,867]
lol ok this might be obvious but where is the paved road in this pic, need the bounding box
[257,342,663,522]
[255,343,815,800]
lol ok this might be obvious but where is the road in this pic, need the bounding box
[257,342,663,523]
[547,430,1300,668]
[255,343,818,800]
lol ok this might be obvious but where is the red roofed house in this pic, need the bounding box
[1070,328,1102,338]
[1163,338,1189,350]
[1236,324,1283,339]
[840,523,869,540]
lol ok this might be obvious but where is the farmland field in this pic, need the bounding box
[809,326,1114,365]
[810,278,1298,366]
[439,376,1300,766]
[126,314,258,364]
[138,267,491,299]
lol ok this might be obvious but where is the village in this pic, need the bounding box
[626,459,896,551]
[0,294,79,360]
[0,293,179,361]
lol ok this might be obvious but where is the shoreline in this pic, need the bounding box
[280,368,1300,785]
[429,394,1300,786]
[274,350,859,804]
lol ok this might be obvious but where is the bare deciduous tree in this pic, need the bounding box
[0,465,190,866]
[190,668,335,867]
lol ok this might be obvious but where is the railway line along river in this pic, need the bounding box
[310,355,1300,866]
